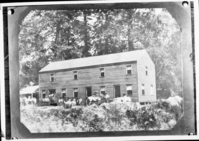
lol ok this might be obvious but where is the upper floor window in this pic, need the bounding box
[42,90,46,98]
[74,71,78,80]
[142,84,145,96]
[62,88,67,98]
[50,74,54,82]
[126,65,132,75]
[126,84,133,96]
[73,88,78,98]
[145,66,148,76]
[100,86,106,94]
[100,68,105,77]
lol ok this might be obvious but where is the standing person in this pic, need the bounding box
[122,93,131,102]
[88,91,97,105]
[121,93,127,103]
[104,92,110,103]
[93,91,100,105]
[98,93,106,105]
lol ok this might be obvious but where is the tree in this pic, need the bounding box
[19,8,182,94]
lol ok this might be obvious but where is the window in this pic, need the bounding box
[42,90,46,98]
[142,84,145,95]
[126,85,133,96]
[100,68,105,77]
[50,74,54,82]
[49,89,56,95]
[126,65,132,75]
[100,86,106,95]
[74,71,78,80]
[74,88,78,98]
[150,85,154,96]
[62,88,66,98]
[145,66,148,76]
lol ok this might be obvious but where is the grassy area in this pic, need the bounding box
[20,100,183,133]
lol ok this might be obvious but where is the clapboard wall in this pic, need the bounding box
[137,53,156,102]
[39,61,138,101]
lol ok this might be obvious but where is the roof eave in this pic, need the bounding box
[39,60,138,74]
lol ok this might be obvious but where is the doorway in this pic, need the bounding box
[48,89,56,105]
[86,87,92,97]
[114,85,121,98]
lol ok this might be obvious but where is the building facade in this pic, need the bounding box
[39,50,156,103]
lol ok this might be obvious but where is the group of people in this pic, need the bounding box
[56,91,110,108]
[86,91,110,106]
[20,96,37,105]
[38,91,131,108]
[58,97,83,108]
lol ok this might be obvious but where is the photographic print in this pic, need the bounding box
[19,6,184,133]
[2,0,196,139]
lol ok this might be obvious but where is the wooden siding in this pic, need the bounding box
[39,62,138,100]
[137,52,156,102]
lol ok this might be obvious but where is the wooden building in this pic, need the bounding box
[39,49,156,103]
[20,85,39,100]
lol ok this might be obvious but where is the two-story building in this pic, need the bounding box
[39,49,156,104]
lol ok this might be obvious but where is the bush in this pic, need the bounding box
[126,109,138,126]
[154,99,183,121]
[154,100,171,111]
[88,114,104,132]
[126,106,157,130]
[20,100,183,132]
[105,104,124,126]
[169,105,182,121]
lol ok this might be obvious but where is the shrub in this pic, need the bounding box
[66,108,83,127]
[169,105,182,121]
[88,114,104,132]
[137,107,157,130]
[126,109,138,126]
[126,106,157,130]
[105,103,125,127]
[154,100,171,111]
[21,100,182,132]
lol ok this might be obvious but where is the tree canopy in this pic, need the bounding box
[19,8,182,94]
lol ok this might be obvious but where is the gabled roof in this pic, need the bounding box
[39,49,148,73]
[20,85,39,95]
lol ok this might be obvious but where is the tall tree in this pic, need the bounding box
[19,8,182,94]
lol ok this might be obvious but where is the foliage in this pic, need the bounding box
[153,100,171,111]
[152,99,183,121]
[19,8,182,94]
[126,106,157,130]
[20,99,183,132]
[168,105,182,121]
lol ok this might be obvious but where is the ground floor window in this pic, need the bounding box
[100,86,106,95]
[142,84,145,95]
[48,89,56,98]
[62,88,66,98]
[74,88,78,98]
[42,90,46,98]
[126,85,133,96]
[150,85,154,96]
